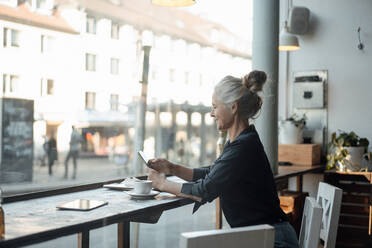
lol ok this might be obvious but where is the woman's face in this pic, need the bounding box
[211,93,234,130]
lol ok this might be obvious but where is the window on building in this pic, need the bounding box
[111,22,120,39]
[41,35,55,53]
[110,94,119,111]
[169,69,175,82]
[47,79,54,95]
[110,58,119,75]
[40,78,54,96]
[3,28,20,47]
[2,74,6,93]
[85,92,96,110]
[3,74,19,94]
[86,53,96,71]
[86,16,96,34]
[10,75,18,92]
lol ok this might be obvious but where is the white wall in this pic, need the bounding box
[279,0,372,194]
[279,0,372,142]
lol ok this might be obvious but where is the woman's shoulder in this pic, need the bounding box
[237,126,260,144]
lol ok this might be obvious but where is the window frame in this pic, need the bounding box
[85,91,96,110]
[169,68,175,83]
[110,58,120,75]
[85,53,96,72]
[3,28,20,48]
[110,94,119,111]
[111,22,120,40]
[86,16,97,34]
[2,74,19,94]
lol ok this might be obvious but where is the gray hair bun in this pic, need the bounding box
[242,70,267,93]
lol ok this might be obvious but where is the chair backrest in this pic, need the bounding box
[316,182,343,248]
[180,224,275,248]
[299,197,323,248]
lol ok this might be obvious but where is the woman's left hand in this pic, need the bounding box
[147,169,166,191]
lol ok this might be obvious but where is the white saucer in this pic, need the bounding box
[103,183,133,190]
[126,190,160,199]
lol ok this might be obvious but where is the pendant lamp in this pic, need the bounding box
[279,22,300,51]
[152,0,196,7]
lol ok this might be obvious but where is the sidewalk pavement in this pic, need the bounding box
[1,157,137,195]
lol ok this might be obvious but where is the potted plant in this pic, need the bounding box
[278,113,307,144]
[326,130,369,171]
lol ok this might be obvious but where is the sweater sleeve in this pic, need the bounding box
[181,140,247,212]
[192,167,210,181]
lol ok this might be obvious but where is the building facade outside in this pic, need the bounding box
[0,0,251,184]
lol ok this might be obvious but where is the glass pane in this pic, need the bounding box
[110,58,119,75]
[2,74,6,93]
[0,0,252,246]
[111,23,119,39]
[10,75,18,92]
[0,0,252,189]
[11,29,19,47]
[47,79,54,95]
[3,28,7,47]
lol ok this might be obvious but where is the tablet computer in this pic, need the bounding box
[138,151,152,168]
[57,199,108,211]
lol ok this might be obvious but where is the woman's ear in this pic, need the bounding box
[231,102,238,115]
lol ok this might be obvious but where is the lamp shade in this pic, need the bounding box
[152,0,196,7]
[279,25,300,51]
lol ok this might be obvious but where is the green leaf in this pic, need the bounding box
[331,132,336,141]
[359,138,369,147]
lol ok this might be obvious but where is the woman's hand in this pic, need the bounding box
[147,169,166,191]
[148,158,173,175]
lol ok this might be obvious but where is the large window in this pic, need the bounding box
[0,0,251,211]
[0,1,256,246]
[3,28,20,47]
[85,92,96,110]
[86,16,97,34]
[85,53,96,71]
[110,58,119,75]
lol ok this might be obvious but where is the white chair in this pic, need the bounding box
[316,182,343,248]
[299,197,323,248]
[180,224,275,248]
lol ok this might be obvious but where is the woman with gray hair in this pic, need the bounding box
[148,71,299,248]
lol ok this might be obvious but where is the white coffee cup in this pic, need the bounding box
[133,180,152,194]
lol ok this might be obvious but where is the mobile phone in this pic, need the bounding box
[138,151,152,168]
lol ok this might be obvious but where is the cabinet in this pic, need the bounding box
[324,171,372,248]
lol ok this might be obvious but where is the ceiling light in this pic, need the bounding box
[152,0,196,7]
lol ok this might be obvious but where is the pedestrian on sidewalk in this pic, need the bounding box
[41,135,49,166]
[47,133,58,175]
[64,126,82,179]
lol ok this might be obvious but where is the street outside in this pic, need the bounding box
[2,157,137,195]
